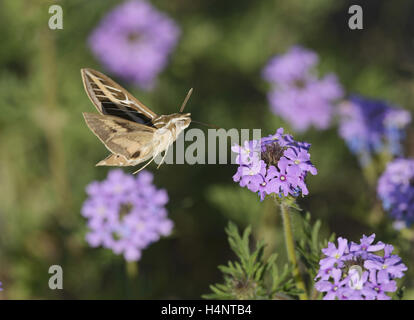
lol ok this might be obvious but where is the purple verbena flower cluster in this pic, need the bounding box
[315,234,407,300]
[232,128,317,200]
[262,46,343,132]
[377,158,414,228]
[89,0,180,90]
[338,95,411,166]
[82,169,173,261]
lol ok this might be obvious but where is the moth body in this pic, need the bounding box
[151,112,191,163]
[81,68,192,173]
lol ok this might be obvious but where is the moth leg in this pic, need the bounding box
[156,149,169,169]
[133,142,162,174]
[156,135,173,169]
[132,156,156,174]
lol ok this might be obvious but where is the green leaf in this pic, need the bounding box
[295,212,335,290]
[204,221,299,300]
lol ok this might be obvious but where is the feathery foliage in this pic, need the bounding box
[204,222,301,300]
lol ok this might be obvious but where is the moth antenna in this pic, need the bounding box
[179,88,193,113]
[192,120,222,130]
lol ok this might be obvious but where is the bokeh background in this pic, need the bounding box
[1,0,414,299]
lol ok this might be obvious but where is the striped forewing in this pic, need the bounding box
[81,68,157,124]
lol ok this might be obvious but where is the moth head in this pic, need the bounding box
[173,113,191,129]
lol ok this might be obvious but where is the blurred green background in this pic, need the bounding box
[1,0,414,299]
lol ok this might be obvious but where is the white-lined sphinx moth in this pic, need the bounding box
[81,68,192,173]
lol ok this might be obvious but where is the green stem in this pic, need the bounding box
[125,261,139,299]
[280,202,308,300]
[126,261,139,279]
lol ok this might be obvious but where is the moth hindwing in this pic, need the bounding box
[81,68,192,173]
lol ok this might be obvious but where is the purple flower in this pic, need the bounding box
[338,96,411,166]
[319,237,349,271]
[364,256,408,280]
[270,162,301,197]
[248,165,279,201]
[263,46,343,132]
[0,282,3,291]
[81,169,173,261]
[315,234,406,300]
[349,234,385,259]
[231,140,261,166]
[283,148,317,175]
[377,158,414,226]
[232,128,317,200]
[89,0,180,90]
[365,271,397,300]
[314,269,348,300]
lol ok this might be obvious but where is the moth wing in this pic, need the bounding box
[81,68,157,123]
[83,112,157,161]
[96,154,132,167]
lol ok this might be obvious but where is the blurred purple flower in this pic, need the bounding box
[89,0,180,90]
[338,95,411,166]
[82,169,173,261]
[232,128,317,200]
[377,158,414,227]
[315,234,406,300]
[0,282,3,291]
[263,46,343,132]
